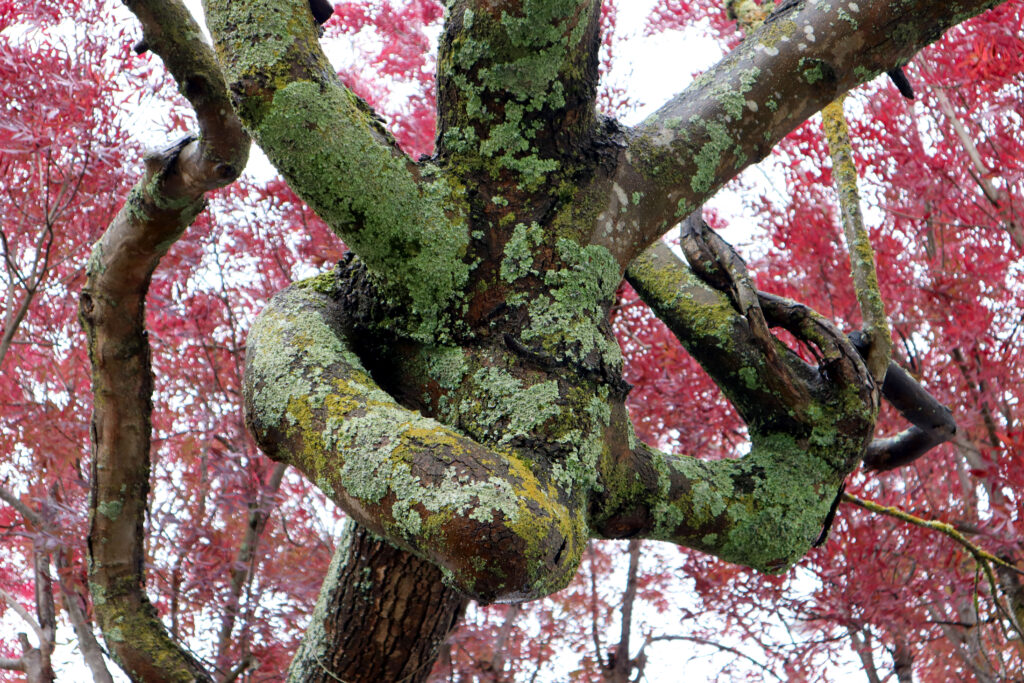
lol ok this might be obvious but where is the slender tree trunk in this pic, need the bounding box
[891,637,914,683]
[847,627,882,683]
[288,521,467,683]
[604,539,641,682]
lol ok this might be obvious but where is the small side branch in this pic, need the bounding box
[821,97,891,383]
[842,493,1024,639]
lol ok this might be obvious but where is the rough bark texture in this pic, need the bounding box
[288,522,466,683]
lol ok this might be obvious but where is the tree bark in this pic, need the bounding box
[81,1,248,679]
[288,521,466,683]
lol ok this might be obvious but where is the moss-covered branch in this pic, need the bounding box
[625,241,835,434]
[243,278,589,603]
[843,492,1024,640]
[593,436,856,573]
[203,0,472,339]
[602,0,1008,262]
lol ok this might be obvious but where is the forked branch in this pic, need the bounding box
[80,1,249,680]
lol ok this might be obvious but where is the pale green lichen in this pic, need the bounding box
[97,500,123,521]
[423,345,470,391]
[690,120,733,195]
[522,239,623,369]
[467,368,561,443]
[245,288,351,432]
[501,222,544,282]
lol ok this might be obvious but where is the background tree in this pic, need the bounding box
[1,1,1021,682]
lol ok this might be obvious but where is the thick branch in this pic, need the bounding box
[204,0,471,339]
[80,2,248,680]
[243,278,587,603]
[597,0,1008,261]
[436,0,601,192]
[593,433,862,573]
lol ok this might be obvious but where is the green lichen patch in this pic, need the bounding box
[522,239,623,370]
[501,222,544,283]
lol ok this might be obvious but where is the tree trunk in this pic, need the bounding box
[288,521,466,683]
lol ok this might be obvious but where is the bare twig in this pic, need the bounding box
[842,492,1024,641]
[638,634,783,681]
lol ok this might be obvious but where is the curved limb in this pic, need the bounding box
[80,1,248,680]
[847,332,957,471]
[594,436,857,573]
[243,279,587,603]
[602,234,879,570]
[203,0,472,338]
[587,0,1007,264]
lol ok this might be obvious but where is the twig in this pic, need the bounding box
[842,492,1024,640]
[821,97,892,384]
[639,634,783,681]
[841,493,1022,576]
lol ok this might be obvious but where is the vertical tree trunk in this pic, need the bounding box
[892,638,914,683]
[288,521,467,683]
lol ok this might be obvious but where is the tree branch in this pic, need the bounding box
[626,232,955,474]
[0,657,26,672]
[0,485,45,529]
[638,634,782,681]
[926,67,1024,248]
[820,97,891,383]
[55,551,115,683]
[80,1,249,680]
[203,0,471,338]
[214,462,286,675]
[608,539,641,681]
[595,0,1009,262]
